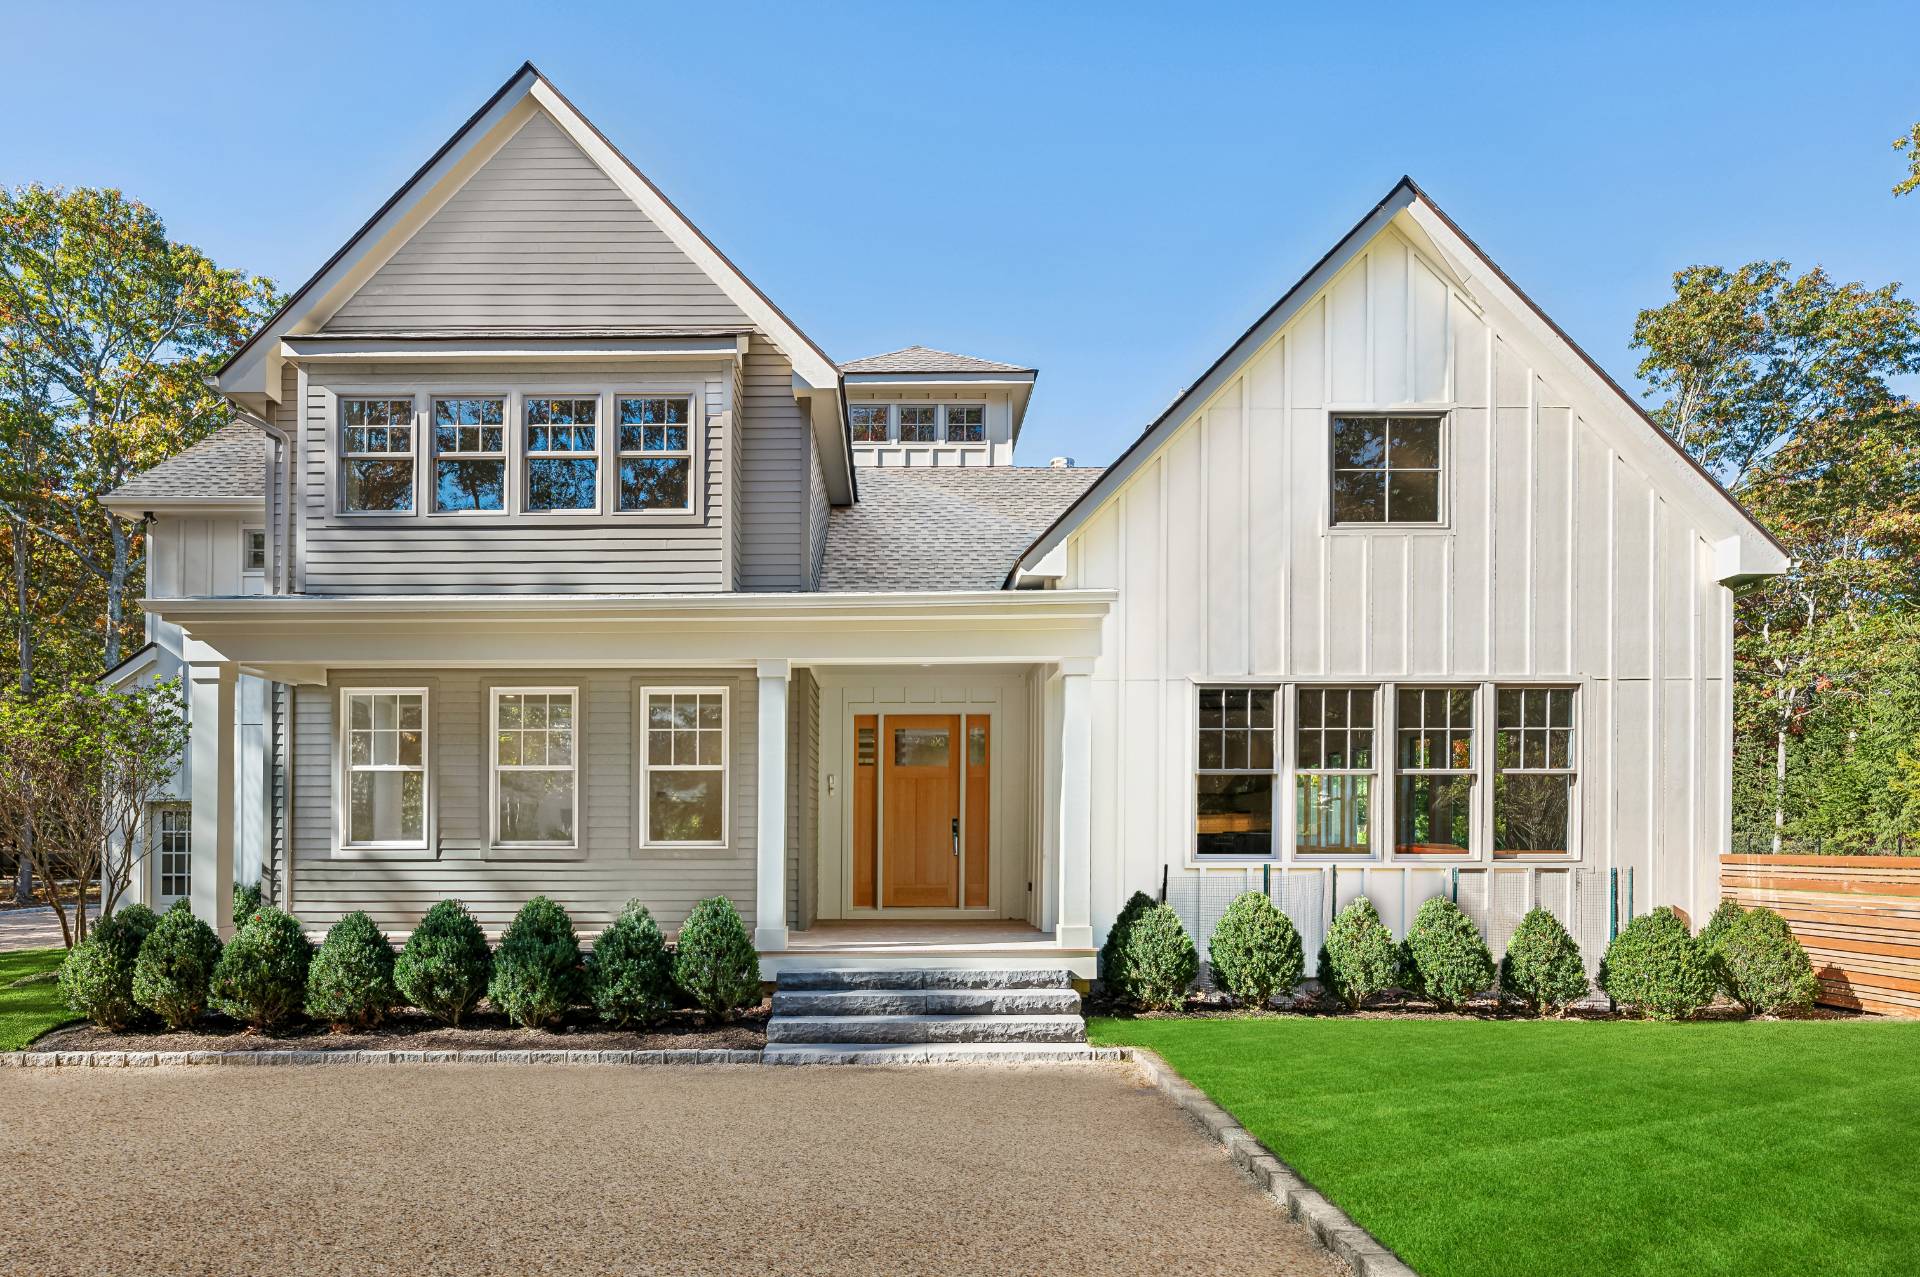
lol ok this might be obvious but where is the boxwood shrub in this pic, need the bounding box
[1207,891,1303,1007]
[394,899,493,1027]
[1716,906,1818,1016]
[1404,896,1496,1011]
[588,900,674,1028]
[1317,896,1399,1010]
[1119,902,1197,1011]
[488,896,586,1030]
[1697,898,1745,960]
[1499,907,1589,1015]
[305,911,399,1031]
[1098,890,1156,1003]
[232,882,266,932]
[59,904,161,1030]
[672,895,761,1019]
[132,900,222,1030]
[1599,906,1715,1020]
[209,906,312,1030]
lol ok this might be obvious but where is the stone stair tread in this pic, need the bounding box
[764,1042,1117,1065]
[771,989,1082,1015]
[776,968,1076,991]
[767,1012,1087,1045]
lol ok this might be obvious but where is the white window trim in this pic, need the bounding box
[942,403,988,445]
[613,391,698,514]
[151,803,192,902]
[896,403,939,445]
[849,402,893,446]
[1291,685,1380,862]
[1387,684,1479,863]
[1325,408,1451,531]
[521,393,604,516]
[336,686,431,857]
[1489,682,1582,863]
[429,394,510,515]
[488,686,583,854]
[241,526,267,576]
[338,395,420,516]
[639,684,730,850]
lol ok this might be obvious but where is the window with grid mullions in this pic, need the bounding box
[1195,687,1276,858]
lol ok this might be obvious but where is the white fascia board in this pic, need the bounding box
[841,371,1037,388]
[100,495,265,518]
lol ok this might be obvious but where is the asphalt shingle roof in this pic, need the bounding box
[108,422,267,504]
[821,466,1104,592]
[839,345,1034,375]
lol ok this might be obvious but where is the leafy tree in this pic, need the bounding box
[1895,121,1920,198]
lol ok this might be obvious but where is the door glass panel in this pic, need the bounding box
[893,728,950,767]
[967,724,988,767]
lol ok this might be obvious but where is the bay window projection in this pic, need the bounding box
[898,404,938,443]
[643,689,727,846]
[432,396,506,511]
[343,690,427,847]
[850,404,890,443]
[493,690,577,847]
[1195,687,1277,857]
[1494,688,1576,857]
[1296,687,1375,855]
[524,397,599,511]
[616,395,694,511]
[945,404,985,443]
[341,398,416,512]
[1395,688,1475,856]
[1330,414,1444,524]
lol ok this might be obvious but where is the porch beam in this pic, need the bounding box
[1054,658,1094,949]
[187,653,238,939]
[755,658,790,952]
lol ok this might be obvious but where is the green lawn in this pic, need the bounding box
[0,947,75,1050]
[1091,1016,1919,1277]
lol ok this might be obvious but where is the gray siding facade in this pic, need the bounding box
[737,345,814,590]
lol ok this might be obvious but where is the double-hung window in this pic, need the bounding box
[1395,688,1475,856]
[343,689,427,848]
[154,806,191,900]
[433,396,506,511]
[525,397,599,511]
[341,398,416,512]
[898,405,937,443]
[850,404,890,443]
[243,529,267,574]
[1330,414,1444,524]
[616,395,693,512]
[492,689,578,848]
[642,688,727,846]
[1494,688,1576,857]
[945,404,985,443]
[1195,687,1276,857]
[1295,687,1375,855]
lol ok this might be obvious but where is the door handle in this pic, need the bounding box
[952,817,960,857]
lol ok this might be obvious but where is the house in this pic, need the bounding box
[105,63,1786,996]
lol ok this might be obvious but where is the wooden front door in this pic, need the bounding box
[881,715,962,907]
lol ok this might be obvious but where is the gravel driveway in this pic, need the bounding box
[6,1063,1341,1277]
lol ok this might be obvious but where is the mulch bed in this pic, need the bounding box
[35,1000,770,1053]
[1087,991,1859,1022]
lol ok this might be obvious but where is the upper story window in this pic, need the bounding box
[945,405,985,443]
[1330,414,1444,525]
[1296,687,1374,856]
[524,397,598,512]
[433,397,506,512]
[850,404,890,443]
[341,398,416,513]
[1494,688,1576,857]
[1195,687,1276,858]
[898,405,938,444]
[617,396,693,511]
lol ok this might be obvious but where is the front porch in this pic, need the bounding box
[763,920,1097,979]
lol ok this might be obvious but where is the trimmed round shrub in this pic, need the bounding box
[305,911,399,1031]
[1599,906,1715,1020]
[1207,892,1304,1007]
[672,895,761,1019]
[488,896,586,1030]
[209,906,312,1031]
[1317,897,1400,1010]
[1716,906,1818,1016]
[588,900,674,1029]
[1499,907,1589,1015]
[132,900,222,1030]
[1404,896,1496,1011]
[1122,902,1198,1011]
[1697,899,1745,968]
[1098,890,1156,1003]
[232,882,267,932]
[394,899,493,1027]
[59,904,161,1030]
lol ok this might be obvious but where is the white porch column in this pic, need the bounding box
[187,652,238,939]
[1054,658,1095,949]
[755,658,790,952]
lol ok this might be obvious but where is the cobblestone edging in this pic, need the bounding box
[0,1044,1129,1069]
[1128,1048,1419,1277]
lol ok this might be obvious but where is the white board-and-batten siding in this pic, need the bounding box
[289,667,808,939]
[1065,225,1732,944]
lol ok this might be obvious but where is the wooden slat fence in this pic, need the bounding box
[1721,854,1920,1018]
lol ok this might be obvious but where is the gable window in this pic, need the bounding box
[1195,687,1276,858]
[243,528,267,574]
[493,689,578,847]
[642,687,727,846]
[433,396,506,511]
[1330,414,1444,524]
[1494,688,1575,857]
[1296,687,1374,855]
[898,405,937,444]
[850,404,890,443]
[525,397,599,511]
[343,689,427,848]
[341,398,416,512]
[153,805,191,900]
[1395,688,1474,856]
[616,395,693,512]
[945,404,985,443]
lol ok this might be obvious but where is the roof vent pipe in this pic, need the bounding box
[1048,456,1074,468]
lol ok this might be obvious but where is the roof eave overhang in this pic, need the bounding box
[282,333,749,363]
[100,495,265,518]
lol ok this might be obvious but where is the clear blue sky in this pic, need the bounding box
[5,1,1914,466]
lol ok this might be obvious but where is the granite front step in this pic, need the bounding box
[764,1042,1120,1065]
[775,968,1075,992]
[766,1013,1088,1045]
[771,988,1083,1017]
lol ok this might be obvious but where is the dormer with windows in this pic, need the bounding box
[840,346,1035,467]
